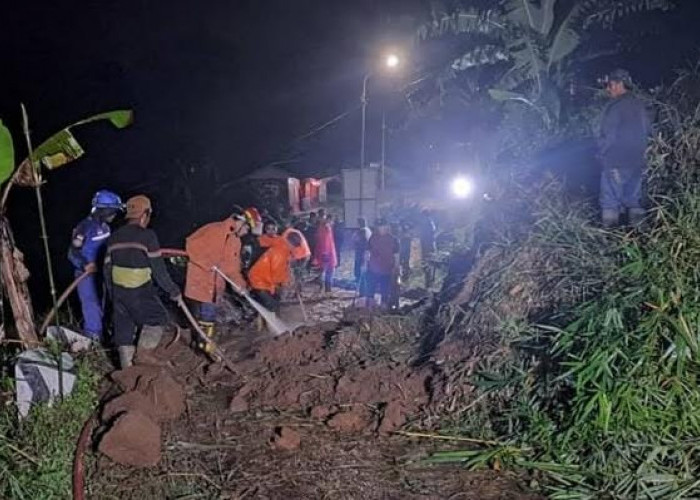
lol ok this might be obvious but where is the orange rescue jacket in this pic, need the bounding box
[282,227,311,261]
[184,218,246,303]
[248,236,292,294]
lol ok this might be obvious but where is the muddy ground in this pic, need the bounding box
[86,286,539,499]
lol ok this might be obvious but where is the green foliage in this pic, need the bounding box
[28,109,133,171]
[415,0,674,129]
[0,119,14,185]
[71,109,134,129]
[428,86,700,497]
[0,358,100,500]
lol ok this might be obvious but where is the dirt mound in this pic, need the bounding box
[98,343,190,468]
[98,411,162,467]
[227,324,438,434]
[269,426,301,451]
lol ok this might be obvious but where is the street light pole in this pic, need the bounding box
[380,110,386,191]
[359,72,371,221]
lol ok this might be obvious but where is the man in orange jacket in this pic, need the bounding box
[184,209,249,337]
[282,222,311,295]
[248,231,304,314]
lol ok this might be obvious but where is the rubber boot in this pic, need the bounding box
[628,208,646,227]
[118,345,135,369]
[134,325,167,366]
[197,321,216,355]
[601,209,619,228]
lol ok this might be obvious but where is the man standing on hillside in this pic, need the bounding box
[598,69,652,227]
[104,196,182,368]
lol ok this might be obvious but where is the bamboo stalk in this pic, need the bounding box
[394,430,502,446]
[21,104,59,326]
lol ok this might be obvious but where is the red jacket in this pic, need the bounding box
[312,222,337,268]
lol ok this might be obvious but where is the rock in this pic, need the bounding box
[110,365,162,392]
[139,372,185,421]
[102,391,158,423]
[378,401,407,435]
[229,384,253,413]
[98,411,161,467]
[326,406,374,433]
[269,426,301,451]
[310,405,335,420]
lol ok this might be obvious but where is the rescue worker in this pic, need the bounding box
[282,220,312,295]
[104,195,182,368]
[248,231,304,314]
[184,209,249,341]
[312,214,337,294]
[362,219,399,309]
[68,189,124,342]
[241,207,263,271]
[258,218,279,248]
[598,69,652,227]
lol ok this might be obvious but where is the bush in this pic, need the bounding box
[428,73,700,497]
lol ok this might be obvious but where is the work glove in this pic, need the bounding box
[171,293,184,305]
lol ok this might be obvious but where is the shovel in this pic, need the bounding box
[211,266,290,336]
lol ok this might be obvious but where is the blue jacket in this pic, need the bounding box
[68,216,111,270]
[599,93,652,169]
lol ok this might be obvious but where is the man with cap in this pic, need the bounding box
[68,189,124,342]
[598,69,653,227]
[184,209,249,343]
[104,195,182,368]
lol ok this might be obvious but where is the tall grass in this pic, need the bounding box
[429,74,700,498]
[0,357,99,499]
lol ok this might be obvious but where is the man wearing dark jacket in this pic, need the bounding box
[598,69,652,227]
[104,195,182,368]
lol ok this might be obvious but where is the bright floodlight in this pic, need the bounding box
[386,54,400,68]
[451,177,474,198]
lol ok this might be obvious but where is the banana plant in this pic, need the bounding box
[0,108,133,346]
[416,0,674,129]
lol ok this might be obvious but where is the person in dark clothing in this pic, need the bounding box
[398,220,413,281]
[330,215,345,266]
[352,217,371,283]
[362,219,399,308]
[418,209,437,289]
[303,212,318,267]
[598,69,652,227]
[104,195,182,368]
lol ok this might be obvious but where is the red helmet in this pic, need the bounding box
[243,207,262,228]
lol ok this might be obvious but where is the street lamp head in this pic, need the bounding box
[386,54,400,69]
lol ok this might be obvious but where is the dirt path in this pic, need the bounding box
[87,288,538,499]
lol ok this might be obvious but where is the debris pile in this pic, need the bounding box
[227,320,438,435]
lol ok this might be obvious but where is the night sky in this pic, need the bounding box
[1,0,699,308]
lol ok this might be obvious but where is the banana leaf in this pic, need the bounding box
[22,109,133,171]
[0,119,14,185]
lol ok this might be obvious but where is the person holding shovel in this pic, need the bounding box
[104,195,182,368]
[184,209,250,342]
[248,231,304,328]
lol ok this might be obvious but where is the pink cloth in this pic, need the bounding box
[312,222,338,269]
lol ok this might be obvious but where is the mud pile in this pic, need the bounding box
[96,332,193,468]
[226,320,440,435]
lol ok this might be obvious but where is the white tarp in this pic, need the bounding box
[15,348,75,418]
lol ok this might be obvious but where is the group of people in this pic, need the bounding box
[68,195,317,368]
